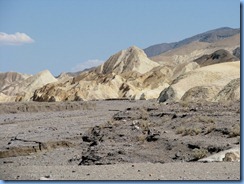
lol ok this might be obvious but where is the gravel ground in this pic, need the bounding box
[0,100,241,180]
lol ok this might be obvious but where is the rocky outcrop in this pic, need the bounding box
[214,78,240,102]
[232,47,240,59]
[157,86,175,103]
[181,86,222,102]
[33,68,171,102]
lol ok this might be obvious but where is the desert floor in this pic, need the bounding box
[0,100,240,180]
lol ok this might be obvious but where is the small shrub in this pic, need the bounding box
[205,124,216,134]
[192,148,208,159]
[139,120,150,129]
[182,127,201,136]
[193,127,202,135]
[179,101,190,108]
[139,108,149,120]
[82,102,96,110]
[229,124,240,137]
[198,116,215,124]
[176,126,186,134]
[136,134,147,142]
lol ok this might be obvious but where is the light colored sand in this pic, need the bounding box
[199,145,240,162]
[0,162,240,180]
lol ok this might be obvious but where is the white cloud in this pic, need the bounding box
[72,59,104,72]
[0,32,34,45]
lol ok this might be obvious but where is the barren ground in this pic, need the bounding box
[0,100,240,180]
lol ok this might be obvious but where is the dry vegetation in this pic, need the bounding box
[228,124,240,138]
[192,148,208,160]
[176,126,202,136]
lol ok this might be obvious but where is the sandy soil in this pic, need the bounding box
[0,162,240,180]
[0,100,240,180]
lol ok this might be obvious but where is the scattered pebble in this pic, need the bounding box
[3,161,13,164]
[39,175,52,180]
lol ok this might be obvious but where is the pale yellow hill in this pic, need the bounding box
[214,78,240,102]
[0,72,31,91]
[33,46,187,101]
[95,46,159,75]
[0,93,16,102]
[32,55,200,102]
[158,61,240,102]
[0,70,57,102]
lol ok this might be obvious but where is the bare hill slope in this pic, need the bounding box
[158,61,240,103]
[0,72,30,91]
[144,27,240,57]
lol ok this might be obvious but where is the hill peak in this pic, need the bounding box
[95,46,159,75]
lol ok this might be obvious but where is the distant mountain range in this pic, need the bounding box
[143,27,240,57]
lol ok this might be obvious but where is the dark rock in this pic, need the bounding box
[157,86,175,103]
[233,47,240,59]
[146,129,160,142]
[82,136,92,142]
[79,154,101,165]
[118,150,125,155]
[187,144,200,149]
[214,128,229,135]
[207,146,223,154]
[90,141,98,147]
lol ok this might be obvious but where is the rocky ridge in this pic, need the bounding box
[32,47,172,101]
[144,27,240,57]
[0,70,57,102]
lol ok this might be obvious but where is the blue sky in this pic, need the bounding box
[0,0,240,76]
